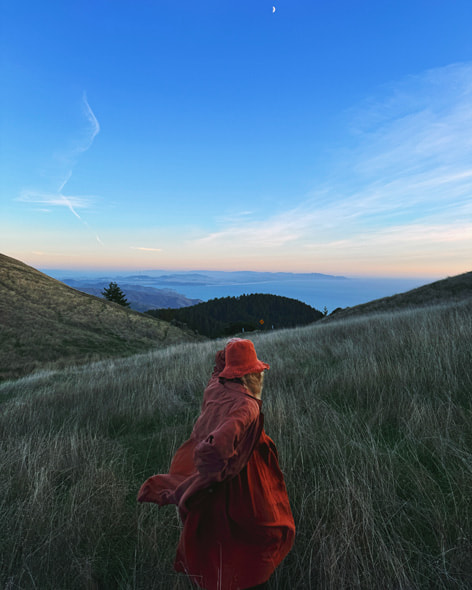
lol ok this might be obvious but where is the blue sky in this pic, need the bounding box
[1,0,471,277]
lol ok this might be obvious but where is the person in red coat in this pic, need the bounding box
[138,338,295,590]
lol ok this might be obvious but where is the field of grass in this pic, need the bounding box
[1,299,471,589]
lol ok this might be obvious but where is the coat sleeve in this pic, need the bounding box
[136,438,197,505]
[193,400,260,482]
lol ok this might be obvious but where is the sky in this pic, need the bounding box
[1,0,471,278]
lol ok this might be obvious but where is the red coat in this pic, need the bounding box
[138,353,295,589]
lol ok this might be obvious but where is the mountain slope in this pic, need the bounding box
[62,279,202,312]
[328,271,472,320]
[0,253,198,380]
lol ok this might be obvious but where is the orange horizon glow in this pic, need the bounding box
[5,249,464,281]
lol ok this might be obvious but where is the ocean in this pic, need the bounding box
[46,268,437,313]
[134,276,434,313]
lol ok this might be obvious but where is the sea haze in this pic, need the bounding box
[44,269,437,313]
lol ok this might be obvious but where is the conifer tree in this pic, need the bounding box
[102,282,130,307]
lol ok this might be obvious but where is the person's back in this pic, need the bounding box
[138,339,295,589]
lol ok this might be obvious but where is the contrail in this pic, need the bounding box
[57,171,72,194]
[19,92,104,245]
[57,93,103,244]
[57,171,83,220]
[81,92,100,151]
[61,195,83,220]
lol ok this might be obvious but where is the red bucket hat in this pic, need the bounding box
[219,339,270,379]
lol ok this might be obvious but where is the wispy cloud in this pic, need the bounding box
[19,93,103,242]
[304,221,472,251]
[80,92,100,152]
[19,190,93,211]
[56,93,101,203]
[18,189,96,224]
[31,250,83,258]
[196,213,303,248]
[194,63,472,273]
[131,247,163,252]
[214,210,255,224]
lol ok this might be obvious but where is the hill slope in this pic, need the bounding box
[0,253,198,380]
[328,270,472,319]
[62,279,202,312]
[0,297,470,588]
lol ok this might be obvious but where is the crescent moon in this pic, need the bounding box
[273,6,276,13]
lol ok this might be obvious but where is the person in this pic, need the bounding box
[137,338,295,590]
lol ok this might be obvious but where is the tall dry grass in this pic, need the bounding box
[1,300,471,589]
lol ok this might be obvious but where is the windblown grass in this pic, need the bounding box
[1,300,471,589]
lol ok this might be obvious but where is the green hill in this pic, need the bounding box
[146,293,324,337]
[328,270,472,319]
[0,253,198,381]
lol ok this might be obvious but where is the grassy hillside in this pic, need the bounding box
[63,279,202,312]
[329,270,472,319]
[1,298,471,588]
[0,253,197,380]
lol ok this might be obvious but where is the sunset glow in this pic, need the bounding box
[1,2,471,278]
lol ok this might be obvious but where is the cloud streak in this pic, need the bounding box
[19,93,103,242]
[18,190,93,211]
[80,92,101,153]
[57,93,100,196]
[131,247,163,252]
[193,63,472,274]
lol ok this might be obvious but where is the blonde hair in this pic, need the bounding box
[241,372,265,397]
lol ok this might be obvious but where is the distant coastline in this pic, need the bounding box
[43,269,436,313]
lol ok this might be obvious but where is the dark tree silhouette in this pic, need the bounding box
[102,282,130,307]
[146,293,323,338]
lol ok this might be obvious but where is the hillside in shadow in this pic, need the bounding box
[0,253,198,380]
